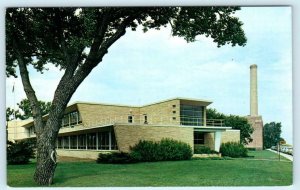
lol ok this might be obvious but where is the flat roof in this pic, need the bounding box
[20,97,213,128]
[69,97,212,108]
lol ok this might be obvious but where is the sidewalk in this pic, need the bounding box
[267,149,293,161]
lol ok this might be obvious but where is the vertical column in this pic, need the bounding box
[86,134,88,150]
[76,135,78,149]
[62,136,64,149]
[203,107,206,126]
[109,130,112,150]
[250,64,258,116]
[96,132,99,150]
[214,131,222,152]
[68,136,70,149]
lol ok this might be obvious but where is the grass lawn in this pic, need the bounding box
[7,150,292,187]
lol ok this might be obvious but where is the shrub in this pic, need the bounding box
[194,145,218,154]
[220,142,248,158]
[130,138,193,162]
[7,139,35,165]
[97,152,138,164]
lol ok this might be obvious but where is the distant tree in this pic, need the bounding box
[263,122,282,149]
[6,99,51,121]
[17,99,51,120]
[206,108,253,145]
[6,7,247,185]
[6,107,17,121]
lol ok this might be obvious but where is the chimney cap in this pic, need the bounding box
[250,64,257,69]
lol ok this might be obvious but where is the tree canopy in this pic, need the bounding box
[206,108,253,145]
[263,122,282,149]
[6,99,51,121]
[6,7,247,185]
[6,7,246,77]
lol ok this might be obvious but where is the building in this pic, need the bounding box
[7,97,240,159]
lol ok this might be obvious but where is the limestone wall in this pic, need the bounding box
[222,130,241,143]
[114,124,193,152]
[57,149,116,160]
[77,103,140,127]
[140,99,180,125]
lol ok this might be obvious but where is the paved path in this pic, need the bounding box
[267,149,293,161]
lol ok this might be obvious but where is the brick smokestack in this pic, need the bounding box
[250,64,258,116]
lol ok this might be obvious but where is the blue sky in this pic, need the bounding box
[6,7,293,144]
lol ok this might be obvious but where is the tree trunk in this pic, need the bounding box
[33,129,58,185]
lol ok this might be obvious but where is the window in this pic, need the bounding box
[173,110,176,114]
[28,126,35,136]
[194,132,205,144]
[128,115,133,123]
[62,114,70,127]
[57,137,63,148]
[62,111,82,127]
[144,115,148,124]
[172,105,176,108]
[63,136,69,149]
[98,131,109,150]
[70,135,77,149]
[172,117,176,120]
[70,112,77,125]
[87,133,97,150]
[180,105,204,126]
[78,134,86,149]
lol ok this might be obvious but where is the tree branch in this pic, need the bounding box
[12,38,44,133]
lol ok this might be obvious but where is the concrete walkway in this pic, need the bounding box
[267,149,293,161]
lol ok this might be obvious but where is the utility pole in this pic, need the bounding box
[278,142,280,161]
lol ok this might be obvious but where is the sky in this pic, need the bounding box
[5,7,293,144]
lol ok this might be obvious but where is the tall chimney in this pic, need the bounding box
[250,64,258,116]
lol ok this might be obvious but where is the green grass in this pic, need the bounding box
[7,150,292,187]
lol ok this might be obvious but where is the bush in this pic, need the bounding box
[220,142,248,158]
[130,138,193,162]
[194,145,218,154]
[7,139,35,165]
[97,152,138,164]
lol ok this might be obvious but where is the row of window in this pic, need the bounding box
[127,114,148,124]
[62,111,82,127]
[56,131,118,150]
[180,105,204,126]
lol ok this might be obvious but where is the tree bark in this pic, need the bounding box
[33,130,57,185]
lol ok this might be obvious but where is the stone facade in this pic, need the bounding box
[246,116,263,150]
[7,119,33,141]
[57,149,116,160]
[203,130,240,150]
[114,124,194,152]
[222,130,241,144]
[77,103,140,127]
[140,99,180,125]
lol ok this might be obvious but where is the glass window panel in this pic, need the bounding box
[194,132,205,144]
[111,131,118,150]
[78,134,86,149]
[70,135,77,149]
[180,105,204,126]
[98,131,109,150]
[57,137,63,148]
[63,136,69,149]
[87,133,97,150]
[70,112,77,125]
